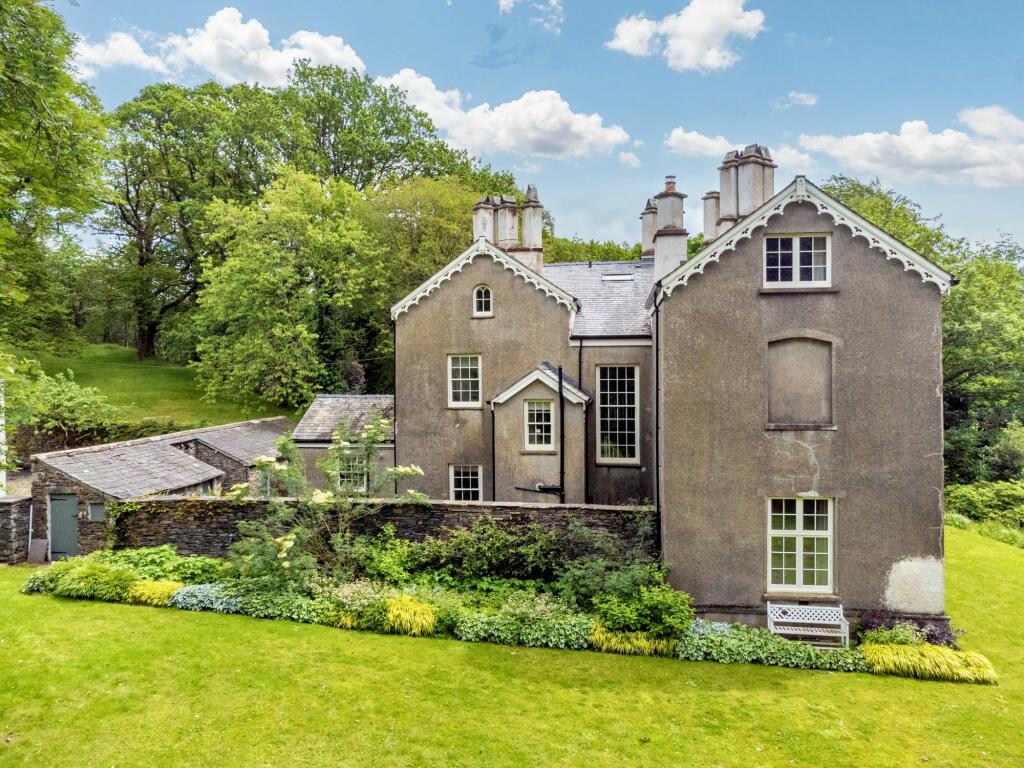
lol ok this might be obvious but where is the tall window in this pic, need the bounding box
[597,365,639,463]
[450,465,482,501]
[768,498,833,592]
[473,285,493,317]
[764,235,830,287]
[337,455,369,493]
[766,337,833,426]
[524,400,554,450]
[448,355,481,408]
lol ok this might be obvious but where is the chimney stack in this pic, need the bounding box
[472,196,496,241]
[702,191,720,241]
[653,175,688,281]
[640,198,657,258]
[511,185,544,273]
[717,144,776,233]
[495,194,519,250]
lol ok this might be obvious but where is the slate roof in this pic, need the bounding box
[34,417,292,499]
[292,395,395,443]
[544,259,656,337]
[492,362,592,405]
[191,419,293,464]
[42,442,224,499]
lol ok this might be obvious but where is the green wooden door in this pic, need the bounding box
[50,494,79,560]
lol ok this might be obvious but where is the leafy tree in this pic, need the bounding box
[823,176,1024,481]
[193,169,387,408]
[0,0,105,345]
[543,233,641,263]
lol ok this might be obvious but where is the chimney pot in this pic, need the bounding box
[653,177,688,281]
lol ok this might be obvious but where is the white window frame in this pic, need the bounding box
[596,364,640,466]
[449,464,482,501]
[447,354,482,409]
[763,234,831,288]
[523,399,555,451]
[472,285,493,317]
[337,453,370,493]
[766,497,834,593]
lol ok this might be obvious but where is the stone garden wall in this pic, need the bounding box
[109,496,658,560]
[0,495,32,564]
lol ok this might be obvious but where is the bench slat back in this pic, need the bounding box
[768,603,844,625]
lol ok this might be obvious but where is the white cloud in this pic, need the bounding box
[665,127,733,156]
[606,0,765,73]
[633,139,646,148]
[618,151,641,167]
[161,8,364,86]
[74,7,363,86]
[771,90,818,110]
[379,68,629,159]
[798,106,1024,186]
[498,0,565,34]
[773,144,818,175]
[75,31,171,78]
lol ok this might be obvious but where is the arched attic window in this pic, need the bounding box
[473,285,493,317]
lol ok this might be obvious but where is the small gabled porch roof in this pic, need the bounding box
[490,362,591,407]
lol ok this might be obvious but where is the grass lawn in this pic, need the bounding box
[1,527,1021,767]
[31,343,289,424]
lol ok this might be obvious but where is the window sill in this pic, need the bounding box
[759,286,839,295]
[447,405,483,411]
[471,314,494,319]
[765,423,837,431]
[521,449,557,455]
[596,460,642,468]
[763,592,840,602]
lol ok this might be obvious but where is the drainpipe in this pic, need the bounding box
[653,281,663,545]
[490,406,497,501]
[558,366,565,504]
[392,320,398,496]
[578,341,591,504]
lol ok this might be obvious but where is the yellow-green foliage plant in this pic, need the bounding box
[862,643,998,684]
[129,580,185,607]
[384,595,436,637]
[317,609,359,630]
[588,620,677,657]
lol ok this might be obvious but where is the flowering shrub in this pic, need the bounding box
[167,584,240,614]
[454,592,593,650]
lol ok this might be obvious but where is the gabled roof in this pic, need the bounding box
[490,362,591,406]
[41,442,224,499]
[190,419,293,464]
[292,394,395,443]
[545,259,655,337]
[656,176,954,301]
[390,237,579,320]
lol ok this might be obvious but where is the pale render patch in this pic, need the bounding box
[883,556,945,614]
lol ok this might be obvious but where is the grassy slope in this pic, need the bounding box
[0,528,1021,767]
[32,343,288,424]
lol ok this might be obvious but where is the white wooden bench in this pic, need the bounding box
[766,602,850,648]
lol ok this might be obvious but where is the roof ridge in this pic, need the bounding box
[31,416,292,461]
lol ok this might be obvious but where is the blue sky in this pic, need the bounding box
[65,0,1024,245]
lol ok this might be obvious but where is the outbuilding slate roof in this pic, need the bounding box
[42,442,224,499]
[34,417,292,499]
[292,394,395,443]
[544,259,656,337]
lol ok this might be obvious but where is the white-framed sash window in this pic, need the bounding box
[764,235,831,287]
[449,464,482,501]
[448,354,481,408]
[767,497,833,592]
[597,365,639,464]
[524,399,554,450]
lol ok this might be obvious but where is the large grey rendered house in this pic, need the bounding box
[355,144,952,626]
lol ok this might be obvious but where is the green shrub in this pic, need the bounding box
[48,560,138,602]
[235,590,325,623]
[383,595,436,636]
[454,592,593,650]
[90,546,224,583]
[22,559,81,594]
[128,580,184,607]
[414,517,560,582]
[588,620,677,656]
[944,481,1024,527]
[592,585,694,639]
[977,520,1024,549]
[167,584,240,613]
[676,622,870,673]
[352,525,415,585]
[943,512,973,529]
[862,643,997,684]
[861,621,927,646]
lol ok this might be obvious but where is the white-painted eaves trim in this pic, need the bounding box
[391,238,579,319]
[490,368,590,407]
[658,177,954,300]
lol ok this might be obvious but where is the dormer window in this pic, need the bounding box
[473,285,493,317]
[764,235,831,287]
